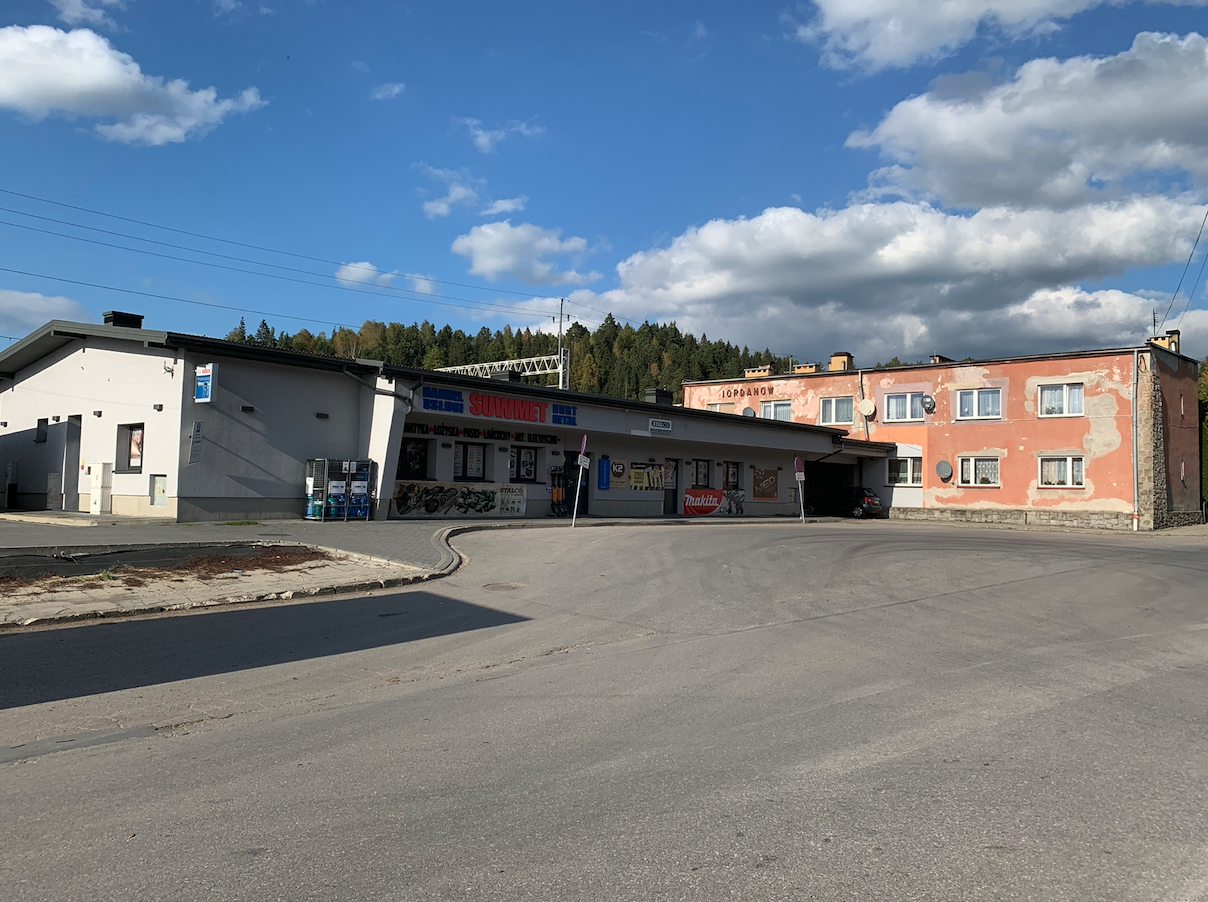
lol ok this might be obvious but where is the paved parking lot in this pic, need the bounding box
[2,521,1207,901]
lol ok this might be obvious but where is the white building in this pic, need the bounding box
[0,313,893,521]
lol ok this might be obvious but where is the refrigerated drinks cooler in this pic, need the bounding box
[305,459,375,521]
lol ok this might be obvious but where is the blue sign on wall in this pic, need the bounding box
[598,457,610,490]
[194,363,216,403]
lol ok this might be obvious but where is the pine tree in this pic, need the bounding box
[225,318,248,343]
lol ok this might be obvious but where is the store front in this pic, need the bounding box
[380,376,892,520]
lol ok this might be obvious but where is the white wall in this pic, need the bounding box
[0,339,183,515]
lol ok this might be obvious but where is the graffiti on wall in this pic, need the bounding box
[683,488,745,516]
[390,482,527,518]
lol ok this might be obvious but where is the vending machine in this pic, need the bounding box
[305,459,375,521]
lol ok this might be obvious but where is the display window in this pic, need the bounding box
[692,459,711,488]
[723,461,742,489]
[116,423,144,473]
[509,447,538,482]
[398,439,430,480]
[454,442,486,480]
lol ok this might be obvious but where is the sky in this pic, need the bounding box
[2,0,1208,365]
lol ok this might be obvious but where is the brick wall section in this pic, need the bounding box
[1149,350,1205,529]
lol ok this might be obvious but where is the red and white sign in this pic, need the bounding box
[468,392,548,423]
[683,488,723,516]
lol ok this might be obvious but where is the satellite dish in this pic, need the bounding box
[936,460,953,481]
[742,407,756,417]
[921,394,936,413]
[857,398,876,418]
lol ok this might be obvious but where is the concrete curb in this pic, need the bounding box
[0,542,447,631]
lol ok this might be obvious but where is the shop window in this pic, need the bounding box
[692,459,711,488]
[1039,456,1084,488]
[759,400,792,421]
[723,461,742,490]
[397,439,430,481]
[958,457,999,486]
[34,418,48,443]
[819,397,854,425]
[115,423,144,474]
[885,392,925,422]
[1038,384,1084,417]
[956,388,1002,419]
[510,446,538,482]
[454,442,486,481]
[888,457,924,485]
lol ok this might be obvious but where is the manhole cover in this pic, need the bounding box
[482,582,527,591]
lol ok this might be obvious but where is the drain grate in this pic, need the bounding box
[482,582,527,591]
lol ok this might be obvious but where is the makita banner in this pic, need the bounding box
[683,488,745,516]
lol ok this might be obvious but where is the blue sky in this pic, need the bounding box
[2,0,1208,363]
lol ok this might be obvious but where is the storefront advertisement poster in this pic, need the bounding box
[683,488,745,516]
[629,463,664,491]
[753,468,779,501]
[609,459,628,490]
[389,481,525,518]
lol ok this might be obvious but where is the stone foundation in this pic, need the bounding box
[888,507,1149,530]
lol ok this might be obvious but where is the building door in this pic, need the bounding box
[563,450,589,518]
[663,458,679,515]
[62,415,82,512]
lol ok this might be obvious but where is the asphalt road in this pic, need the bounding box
[2,521,1207,901]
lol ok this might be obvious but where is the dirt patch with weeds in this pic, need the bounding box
[0,546,332,597]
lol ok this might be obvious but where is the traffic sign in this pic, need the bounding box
[577,454,590,469]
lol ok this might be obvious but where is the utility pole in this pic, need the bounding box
[555,298,568,390]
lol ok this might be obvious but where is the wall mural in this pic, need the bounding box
[390,482,527,518]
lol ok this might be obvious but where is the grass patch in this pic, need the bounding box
[222,520,260,526]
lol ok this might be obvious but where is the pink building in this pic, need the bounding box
[681,332,1202,530]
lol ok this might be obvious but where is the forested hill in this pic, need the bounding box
[222,315,791,402]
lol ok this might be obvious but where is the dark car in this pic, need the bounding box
[807,486,884,519]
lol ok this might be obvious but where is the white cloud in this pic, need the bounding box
[334,262,396,287]
[451,221,600,285]
[692,20,709,40]
[0,288,91,335]
[48,0,124,30]
[480,196,528,216]
[791,0,1208,71]
[0,26,265,145]
[849,32,1208,208]
[455,117,545,153]
[409,275,435,294]
[370,82,404,100]
[414,164,482,218]
[569,196,1207,360]
[351,60,369,73]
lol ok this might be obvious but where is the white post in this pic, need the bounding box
[571,462,585,527]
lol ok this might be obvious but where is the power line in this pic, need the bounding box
[1161,205,1208,330]
[0,185,641,327]
[0,186,548,300]
[0,219,597,325]
[1174,237,1208,329]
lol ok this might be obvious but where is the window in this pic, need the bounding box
[116,423,144,473]
[706,402,734,413]
[759,400,792,421]
[510,447,538,482]
[723,461,742,490]
[820,397,854,425]
[1038,383,1084,417]
[888,457,924,485]
[398,439,430,481]
[956,388,1002,419]
[692,459,711,488]
[34,418,48,443]
[885,392,925,422]
[453,442,486,480]
[1039,456,1084,488]
[959,457,999,486]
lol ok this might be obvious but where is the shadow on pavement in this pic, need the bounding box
[0,591,528,709]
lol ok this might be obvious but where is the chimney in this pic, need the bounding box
[645,387,673,406]
[103,311,144,329]
[792,362,820,374]
[743,364,774,379]
[828,351,854,372]
[1150,330,1181,354]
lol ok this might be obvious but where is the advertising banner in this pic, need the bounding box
[389,481,526,518]
[629,463,664,491]
[753,469,779,501]
[194,364,216,403]
[683,488,745,516]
